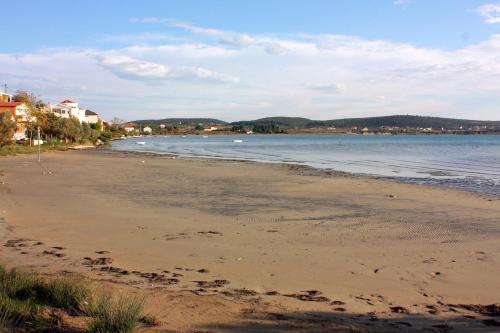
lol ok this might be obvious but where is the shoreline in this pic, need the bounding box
[1,150,499,332]
[106,147,500,199]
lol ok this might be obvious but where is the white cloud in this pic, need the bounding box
[96,54,169,80]
[172,66,240,83]
[94,53,239,83]
[2,22,500,121]
[476,3,500,24]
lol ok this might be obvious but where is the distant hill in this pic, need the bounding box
[232,115,500,129]
[232,117,317,128]
[132,115,500,130]
[134,118,227,126]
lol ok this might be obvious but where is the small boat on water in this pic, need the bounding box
[233,139,243,143]
[136,141,146,145]
[203,135,208,138]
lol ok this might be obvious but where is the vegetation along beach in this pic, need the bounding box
[2,1,500,332]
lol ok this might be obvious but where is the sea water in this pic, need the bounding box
[111,135,500,196]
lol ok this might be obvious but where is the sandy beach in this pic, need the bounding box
[1,150,499,332]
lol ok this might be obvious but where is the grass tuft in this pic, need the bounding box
[0,264,143,332]
[0,266,39,300]
[87,293,143,333]
[38,277,90,312]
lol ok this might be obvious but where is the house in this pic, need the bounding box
[60,100,86,122]
[204,126,218,132]
[143,126,152,134]
[49,100,86,122]
[122,122,136,133]
[50,104,72,118]
[0,102,30,140]
[85,110,99,124]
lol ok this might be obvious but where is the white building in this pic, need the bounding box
[143,126,152,134]
[49,100,99,124]
[122,123,136,133]
[85,110,99,124]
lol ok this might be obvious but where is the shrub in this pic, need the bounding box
[0,113,16,147]
[37,277,89,311]
[0,267,40,300]
[0,265,88,311]
[87,293,143,333]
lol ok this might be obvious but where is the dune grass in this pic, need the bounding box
[86,293,144,333]
[0,264,145,332]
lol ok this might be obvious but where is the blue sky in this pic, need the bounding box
[1,0,500,120]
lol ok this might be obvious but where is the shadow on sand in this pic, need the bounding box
[194,309,500,333]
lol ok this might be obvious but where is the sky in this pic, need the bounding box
[1,0,500,121]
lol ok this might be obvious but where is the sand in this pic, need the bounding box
[1,150,499,332]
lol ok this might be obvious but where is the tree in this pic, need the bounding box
[12,90,44,109]
[58,117,83,143]
[0,112,16,146]
[195,124,204,131]
[110,117,126,125]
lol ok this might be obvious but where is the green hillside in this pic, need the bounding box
[232,115,500,129]
[134,118,227,126]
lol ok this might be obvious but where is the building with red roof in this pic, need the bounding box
[0,102,30,140]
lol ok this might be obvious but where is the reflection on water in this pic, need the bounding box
[111,135,500,196]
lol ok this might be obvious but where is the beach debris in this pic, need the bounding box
[198,230,223,236]
[283,290,330,302]
[425,304,439,315]
[95,250,109,254]
[43,250,66,258]
[134,272,179,285]
[3,239,31,247]
[390,306,409,314]
[197,268,209,273]
[265,291,280,296]
[100,266,129,275]
[220,288,258,297]
[194,280,230,288]
[448,303,500,316]
[82,257,113,265]
[331,300,346,305]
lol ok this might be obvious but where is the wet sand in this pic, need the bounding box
[1,150,499,332]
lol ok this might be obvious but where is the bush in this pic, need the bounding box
[0,113,16,147]
[87,293,143,333]
[0,292,41,328]
[0,267,39,300]
[0,264,143,332]
[37,278,89,311]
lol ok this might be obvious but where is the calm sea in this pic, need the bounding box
[111,135,500,196]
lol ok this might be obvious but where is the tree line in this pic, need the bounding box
[0,90,114,147]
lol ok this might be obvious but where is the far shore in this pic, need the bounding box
[1,150,499,332]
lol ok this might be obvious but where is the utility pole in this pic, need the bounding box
[37,126,41,163]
